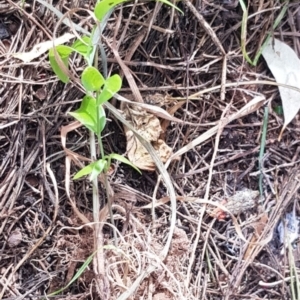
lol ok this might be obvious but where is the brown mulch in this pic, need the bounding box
[1,0,300,299]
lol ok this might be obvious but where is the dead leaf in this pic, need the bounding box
[12,33,75,63]
[61,121,91,226]
[116,93,197,125]
[123,105,172,171]
[243,213,268,260]
[262,38,300,139]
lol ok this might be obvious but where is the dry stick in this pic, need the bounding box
[6,0,53,39]
[110,9,159,105]
[145,1,163,41]
[111,41,144,104]
[112,23,164,233]
[250,159,300,176]
[18,69,23,120]
[205,103,231,201]
[157,5,227,289]
[183,80,300,99]
[220,55,227,101]
[110,11,177,261]
[182,0,226,56]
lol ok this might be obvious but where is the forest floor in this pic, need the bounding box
[1,1,300,299]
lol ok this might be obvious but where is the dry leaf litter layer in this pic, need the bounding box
[1,1,300,299]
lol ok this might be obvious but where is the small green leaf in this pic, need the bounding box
[81,66,105,92]
[94,0,128,21]
[108,153,141,174]
[71,36,93,57]
[73,163,94,179]
[89,160,107,180]
[157,0,183,14]
[69,95,98,133]
[47,250,96,296]
[49,45,73,83]
[73,159,107,180]
[51,45,73,57]
[97,74,122,105]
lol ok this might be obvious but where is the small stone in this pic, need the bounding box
[8,229,22,248]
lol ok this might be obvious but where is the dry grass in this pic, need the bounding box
[1,0,300,299]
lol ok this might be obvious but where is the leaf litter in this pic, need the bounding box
[262,38,300,140]
[1,1,300,300]
[123,105,173,171]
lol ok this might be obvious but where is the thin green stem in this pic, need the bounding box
[239,0,289,66]
[95,91,117,245]
[253,1,289,65]
[96,103,105,158]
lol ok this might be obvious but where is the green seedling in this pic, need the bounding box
[67,65,141,179]
[49,0,181,179]
[239,0,288,66]
[47,0,180,294]
[46,250,96,297]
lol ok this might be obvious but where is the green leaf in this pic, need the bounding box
[47,250,96,296]
[73,159,107,180]
[49,45,73,83]
[97,74,122,105]
[89,160,107,180]
[71,36,93,57]
[94,0,128,21]
[73,163,94,180]
[157,0,183,14]
[69,95,98,133]
[108,153,141,174]
[81,66,105,92]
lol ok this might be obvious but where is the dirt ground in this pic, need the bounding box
[1,0,300,299]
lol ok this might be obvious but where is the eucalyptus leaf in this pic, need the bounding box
[262,38,300,136]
